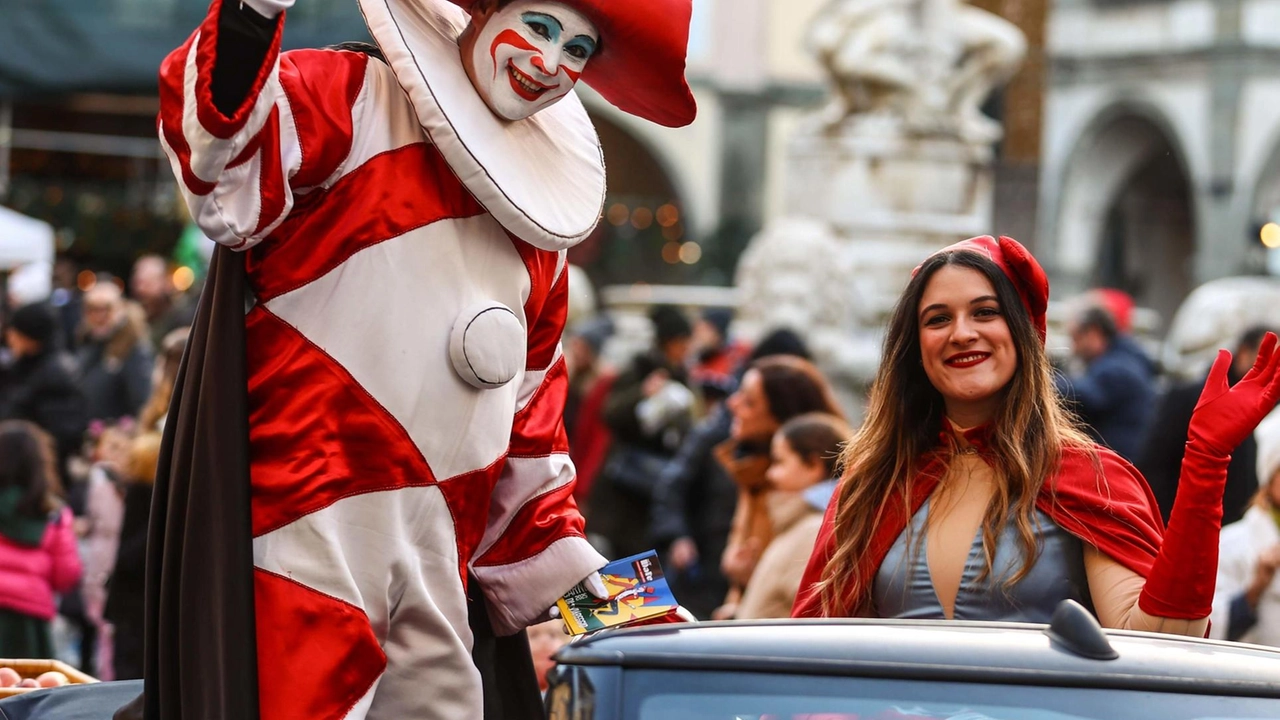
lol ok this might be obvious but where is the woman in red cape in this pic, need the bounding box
[792,235,1280,633]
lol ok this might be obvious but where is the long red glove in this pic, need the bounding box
[1140,332,1280,618]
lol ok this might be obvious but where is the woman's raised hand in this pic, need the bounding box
[1187,332,1280,457]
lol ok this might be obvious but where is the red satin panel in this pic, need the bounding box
[437,457,507,587]
[524,260,568,371]
[250,106,287,236]
[247,142,486,302]
[157,32,217,196]
[472,478,585,569]
[245,307,437,537]
[281,49,367,189]
[255,568,386,719]
[509,357,571,457]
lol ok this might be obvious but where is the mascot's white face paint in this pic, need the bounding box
[468,1,599,121]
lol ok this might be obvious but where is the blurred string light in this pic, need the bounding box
[1262,222,1280,249]
[607,203,630,226]
[172,266,196,293]
[661,223,684,242]
[656,204,680,228]
[661,241,682,264]
[631,206,654,230]
[76,270,96,291]
[678,242,702,265]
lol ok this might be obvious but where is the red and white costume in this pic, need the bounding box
[157,0,694,716]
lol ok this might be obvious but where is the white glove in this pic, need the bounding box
[548,572,609,621]
[239,0,293,18]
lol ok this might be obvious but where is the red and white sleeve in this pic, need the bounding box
[157,0,367,250]
[471,254,608,636]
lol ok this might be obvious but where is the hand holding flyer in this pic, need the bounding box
[555,551,682,636]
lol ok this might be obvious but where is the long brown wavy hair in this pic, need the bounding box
[817,250,1096,615]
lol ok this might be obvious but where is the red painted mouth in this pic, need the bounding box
[945,352,991,368]
[507,61,555,101]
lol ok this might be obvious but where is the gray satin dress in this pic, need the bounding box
[872,499,1094,622]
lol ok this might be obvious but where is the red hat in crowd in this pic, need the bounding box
[1090,288,1135,334]
[448,0,698,127]
[918,235,1050,343]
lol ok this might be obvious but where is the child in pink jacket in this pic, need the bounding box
[0,420,83,658]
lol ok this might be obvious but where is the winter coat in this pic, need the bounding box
[82,465,126,624]
[0,505,82,621]
[588,352,692,560]
[648,406,738,619]
[76,319,153,423]
[1056,335,1155,461]
[104,481,153,633]
[1139,374,1260,525]
[1210,506,1280,646]
[0,348,89,467]
[716,437,774,585]
[736,489,825,620]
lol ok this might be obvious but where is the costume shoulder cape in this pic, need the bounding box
[114,246,545,720]
[791,444,1166,618]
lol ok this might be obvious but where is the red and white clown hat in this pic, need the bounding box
[357,0,696,252]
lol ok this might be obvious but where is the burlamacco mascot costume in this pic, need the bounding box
[125,0,695,719]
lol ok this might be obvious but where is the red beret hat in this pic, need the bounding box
[916,235,1050,343]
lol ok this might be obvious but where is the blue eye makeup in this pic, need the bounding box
[521,12,563,42]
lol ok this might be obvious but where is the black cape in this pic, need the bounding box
[115,246,545,719]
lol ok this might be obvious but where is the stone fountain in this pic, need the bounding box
[734,0,1027,413]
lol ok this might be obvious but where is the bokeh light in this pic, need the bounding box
[631,206,654,230]
[661,223,684,242]
[606,203,630,226]
[679,242,702,265]
[661,242,682,264]
[76,270,96,291]
[656,204,680,228]
[1262,222,1280,249]
[172,266,196,292]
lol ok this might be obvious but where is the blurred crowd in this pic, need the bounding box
[2,264,1280,687]
[0,254,195,680]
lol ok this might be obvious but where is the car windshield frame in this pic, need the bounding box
[620,668,1280,720]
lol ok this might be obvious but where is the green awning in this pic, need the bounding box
[0,0,371,97]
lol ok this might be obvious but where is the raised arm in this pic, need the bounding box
[159,0,368,250]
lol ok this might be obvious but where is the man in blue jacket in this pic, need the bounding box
[1057,304,1156,461]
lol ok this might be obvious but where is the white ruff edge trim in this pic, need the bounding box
[356,0,606,251]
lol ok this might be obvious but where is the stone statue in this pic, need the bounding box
[809,0,1025,142]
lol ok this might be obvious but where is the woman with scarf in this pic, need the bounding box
[793,235,1280,635]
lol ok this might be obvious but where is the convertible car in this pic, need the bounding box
[546,601,1280,720]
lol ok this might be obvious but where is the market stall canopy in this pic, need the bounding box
[0,205,55,303]
[0,0,369,96]
[0,205,54,268]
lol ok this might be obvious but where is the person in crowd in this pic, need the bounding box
[688,308,748,401]
[104,431,162,680]
[80,421,133,680]
[588,306,695,559]
[1141,325,1277,525]
[527,619,570,696]
[0,302,89,483]
[137,327,191,433]
[76,282,153,425]
[1210,412,1280,646]
[714,354,844,619]
[566,316,616,505]
[794,235,1280,639]
[649,328,814,620]
[0,421,82,658]
[50,257,85,354]
[736,413,852,620]
[130,255,196,352]
[1055,303,1156,461]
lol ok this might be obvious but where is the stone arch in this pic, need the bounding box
[1247,130,1280,231]
[1050,102,1196,329]
[570,108,693,286]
